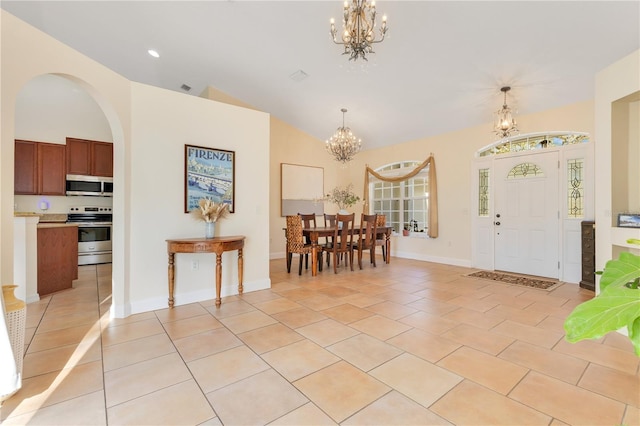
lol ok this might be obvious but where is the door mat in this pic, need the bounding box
[466,270,561,291]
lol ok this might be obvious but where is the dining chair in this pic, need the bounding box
[322,213,337,267]
[355,213,378,269]
[285,215,319,275]
[327,213,355,273]
[375,214,387,262]
[298,213,318,269]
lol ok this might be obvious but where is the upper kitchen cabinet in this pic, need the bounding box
[14,140,38,194]
[14,140,66,195]
[91,141,114,177]
[66,137,113,177]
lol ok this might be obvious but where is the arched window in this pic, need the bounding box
[507,162,545,179]
[477,132,589,157]
[370,161,429,234]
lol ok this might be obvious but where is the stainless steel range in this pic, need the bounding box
[67,206,113,265]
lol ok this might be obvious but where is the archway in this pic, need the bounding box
[12,73,126,317]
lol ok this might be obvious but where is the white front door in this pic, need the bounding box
[494,151,559,279]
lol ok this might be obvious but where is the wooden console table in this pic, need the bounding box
[166,236,245,308]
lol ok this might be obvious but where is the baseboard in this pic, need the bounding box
[386,250,472,268]
[270,250,471,268]
[116,278,271,318]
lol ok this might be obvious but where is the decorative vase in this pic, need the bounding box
[205,221,216,239]
[3,284,26,381]
[338,209,349,215]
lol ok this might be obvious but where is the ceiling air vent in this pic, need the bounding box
[180,84,192,92]
[289,70,308,82]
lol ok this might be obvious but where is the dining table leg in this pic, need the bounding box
[311,230,319,276]
[385,230,391,264]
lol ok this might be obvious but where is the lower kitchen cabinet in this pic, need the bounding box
[37,225,78,296]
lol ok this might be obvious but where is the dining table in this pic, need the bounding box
[301,225,392,276]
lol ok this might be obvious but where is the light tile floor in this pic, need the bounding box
[2,258,639,425]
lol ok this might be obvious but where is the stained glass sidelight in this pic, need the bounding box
[479,168,490,216]
[567,159,584,218]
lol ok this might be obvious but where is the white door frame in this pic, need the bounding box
[471,133,594,283]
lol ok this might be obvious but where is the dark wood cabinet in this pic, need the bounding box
[38,142,66,195]
[37,225,78,296]
[580,221,596,291]
[66,138,91,175]
[66,137,113,177]
[14,140,66,195]
[14,140,38,194]
[91,141,114,177]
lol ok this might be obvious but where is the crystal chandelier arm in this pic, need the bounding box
[329,0,388,60]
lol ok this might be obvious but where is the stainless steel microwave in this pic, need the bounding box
[66,174,113,197]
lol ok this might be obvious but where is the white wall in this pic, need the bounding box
[594,50,640,285]
[15,73,112,144]
[1,10,271,317]
[128,82,270,313]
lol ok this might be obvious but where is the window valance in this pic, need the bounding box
[363,154,438,238]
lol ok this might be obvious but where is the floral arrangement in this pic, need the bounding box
[190,198,229,223]
[326,184,360,210]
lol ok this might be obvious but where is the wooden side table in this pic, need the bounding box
[166,236,245,307]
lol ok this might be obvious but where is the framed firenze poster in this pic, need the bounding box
[184,144,235,213]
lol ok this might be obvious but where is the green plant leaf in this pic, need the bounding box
[564,285,640,350]
[629,316,640,356]
[599,252,640,291]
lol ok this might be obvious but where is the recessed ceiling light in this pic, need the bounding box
[148,49,160,58]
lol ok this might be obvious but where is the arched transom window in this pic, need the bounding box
[478,132,589,157]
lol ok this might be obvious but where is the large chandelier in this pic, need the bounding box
[494,86,519,138]
[326,108,362,164]
[330,0,388,61]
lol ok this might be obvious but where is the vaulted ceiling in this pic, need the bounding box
[2,1,639,149]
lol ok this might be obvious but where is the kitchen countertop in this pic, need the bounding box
[38,222,78,228]
[14,211,40,218]
[14,212,69,223]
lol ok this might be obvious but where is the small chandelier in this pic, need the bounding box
[330,0,388,61]
[494,86,519,138]
[326,108,362,164]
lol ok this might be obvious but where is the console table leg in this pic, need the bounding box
[168,253,175,308]
[238,248,244,294]
[215,253,222,307]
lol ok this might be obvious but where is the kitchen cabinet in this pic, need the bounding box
[37,224,78,296]
[14,140,38,194]
[66,137,113,177]
[14,140,66,195]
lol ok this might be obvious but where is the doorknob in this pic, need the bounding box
[496,213,501,218]
[494,221,501,226]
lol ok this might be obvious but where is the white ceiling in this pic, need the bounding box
[2,1,639,150]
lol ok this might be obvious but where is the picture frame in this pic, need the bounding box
[617,213,640,228]
[280,163,324,216]
[184,144,235,213]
